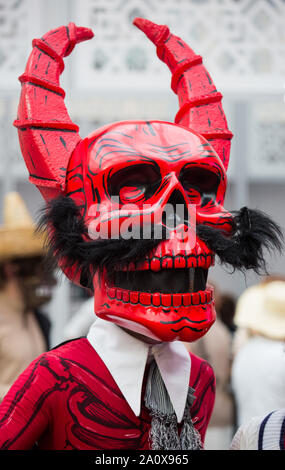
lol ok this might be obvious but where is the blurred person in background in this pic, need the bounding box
[218,293,237,336]
[185,283,236,450]
[230,406,285,450]
[0,192,54,402]
[231,278,285,430]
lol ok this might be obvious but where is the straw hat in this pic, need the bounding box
[234,281,285,340]
[0,192,44,261]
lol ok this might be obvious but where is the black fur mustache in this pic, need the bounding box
[197,207,283,274]
[37,196,164,287]
[37,196,283,287]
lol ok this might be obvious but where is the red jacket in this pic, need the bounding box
[0,338,215,450]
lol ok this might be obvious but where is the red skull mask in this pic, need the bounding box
[14,19,234,343]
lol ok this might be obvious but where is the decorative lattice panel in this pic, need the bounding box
[0,0,44,89]
[72,0,285,92]
[249,100,285,179]
[0,0,283,181]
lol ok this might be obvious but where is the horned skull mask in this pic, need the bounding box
[14,19,282,343]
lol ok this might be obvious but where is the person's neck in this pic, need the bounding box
[0,279,25,314]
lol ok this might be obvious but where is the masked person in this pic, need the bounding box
[0,192,53,402]
[0,19,282,450]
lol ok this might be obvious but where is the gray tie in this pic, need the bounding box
[144,359,202,450]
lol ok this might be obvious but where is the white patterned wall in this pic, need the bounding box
[0,0,284,92]
[249,100,285,179]
[0,0,45,89]
[72,0,285,93]
[0,0,284,181]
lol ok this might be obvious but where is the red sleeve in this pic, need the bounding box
[189,352,216,445]
[0,354,51,449]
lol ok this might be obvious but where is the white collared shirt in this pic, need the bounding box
[87,318,191,422]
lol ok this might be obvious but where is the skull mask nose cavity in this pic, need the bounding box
[163,189,189,229]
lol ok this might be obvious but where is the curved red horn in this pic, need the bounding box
[133,18,233,170]
[14,23,94,200]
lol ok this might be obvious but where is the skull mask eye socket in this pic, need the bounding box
[108,163,161,205]
[180,166,221,207]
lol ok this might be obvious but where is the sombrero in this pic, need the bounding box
[0,192,44,261]
[234,280,285,340]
